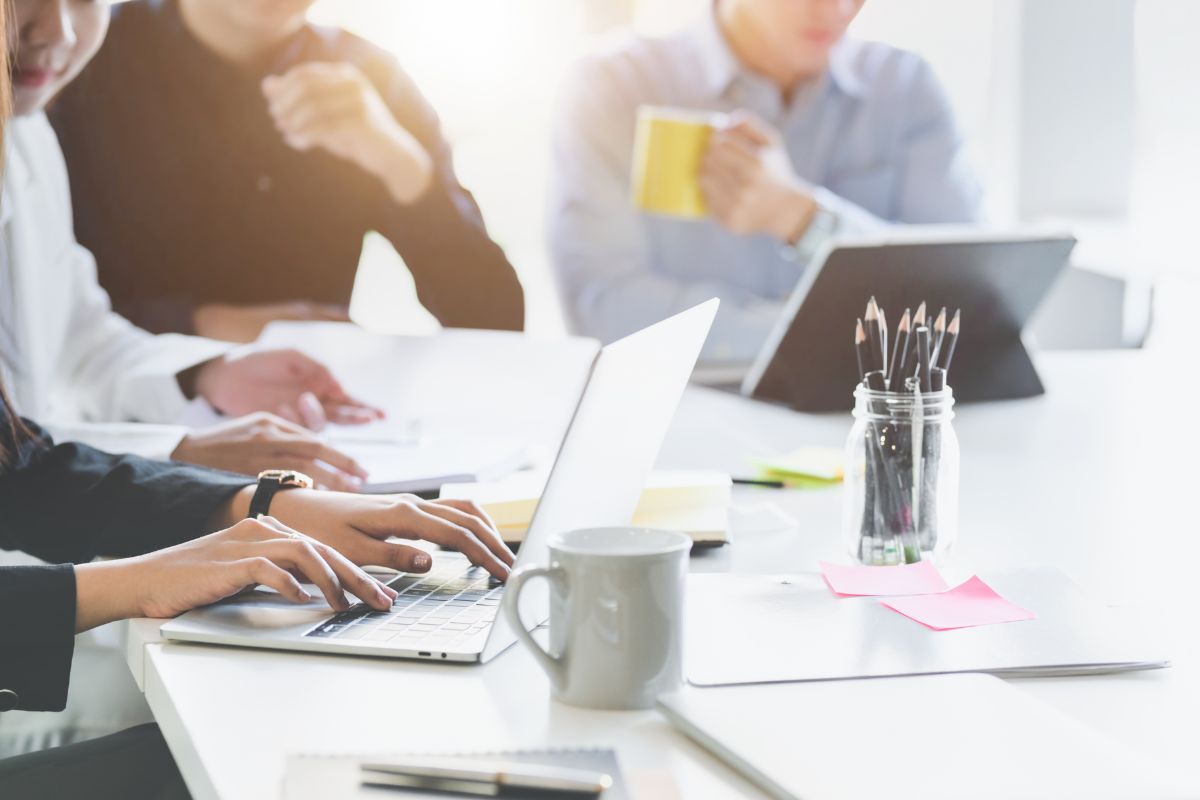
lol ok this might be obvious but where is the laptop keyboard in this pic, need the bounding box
[304,556,504,650]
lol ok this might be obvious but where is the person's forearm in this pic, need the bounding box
[366,126,433,205]
[74,560,141,632]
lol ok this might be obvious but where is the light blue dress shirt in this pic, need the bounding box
[548,13,985,361]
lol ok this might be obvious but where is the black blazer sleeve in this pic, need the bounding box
[0,411,251,711]
[359,51,526,332]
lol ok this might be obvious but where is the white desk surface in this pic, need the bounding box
[122,346,1198,799]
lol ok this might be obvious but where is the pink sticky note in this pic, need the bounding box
[881,575,1036,630]
[819,560,949,597]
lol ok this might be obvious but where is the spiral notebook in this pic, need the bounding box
[282,747,628,799]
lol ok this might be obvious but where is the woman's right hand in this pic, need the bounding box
[74,517,398,633]
[170,412,369,491]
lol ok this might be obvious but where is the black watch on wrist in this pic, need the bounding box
[248,469,313,519]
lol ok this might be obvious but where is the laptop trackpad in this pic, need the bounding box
[171,586,335,635]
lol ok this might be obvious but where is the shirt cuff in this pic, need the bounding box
[117,334,232,424]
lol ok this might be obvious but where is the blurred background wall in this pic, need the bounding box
[299,0,1195,339]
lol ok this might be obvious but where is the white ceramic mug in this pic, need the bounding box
[504,527,691,710]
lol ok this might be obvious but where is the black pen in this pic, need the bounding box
[912,301,927,330]
[361,760,612,799]
[931,306,947,365]
[888,308,911,391]
[733,477,786,489]
[937,309,960,373]
[855,318,868,382]
[907,302,927,381]
[930,366,946,392]
[915,325,932,394]
[877,306,888,376]
[864,298,883,373]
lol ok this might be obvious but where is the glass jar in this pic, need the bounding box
[842,385,959,565]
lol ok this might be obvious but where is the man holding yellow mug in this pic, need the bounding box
[549,0,984,363]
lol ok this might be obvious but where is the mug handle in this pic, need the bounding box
[503,563,568,692]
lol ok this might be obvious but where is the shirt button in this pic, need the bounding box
[0,689,19,711]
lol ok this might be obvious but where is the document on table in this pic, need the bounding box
[686,566,1169,685]
[177,399,528,493]
[256,322,599,453]
[339,436,529,494]
[178,324,602,491]
[659,673,1200,800]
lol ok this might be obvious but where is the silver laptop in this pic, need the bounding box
[161,299,718,664]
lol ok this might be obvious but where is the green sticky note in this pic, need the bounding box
[753,446,844,485]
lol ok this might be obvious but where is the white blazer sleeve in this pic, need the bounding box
[54,240,230,424]
[15,111,232,424]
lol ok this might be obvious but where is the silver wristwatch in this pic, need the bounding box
[782,203,839,263]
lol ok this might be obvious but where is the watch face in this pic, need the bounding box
[258,469,314,489]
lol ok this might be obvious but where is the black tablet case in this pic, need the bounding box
[745,235,1076,412]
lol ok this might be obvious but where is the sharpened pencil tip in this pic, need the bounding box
[864,301,878,322]
[899,308,911,332]
[855,318,866,343]
[948,310,961,334]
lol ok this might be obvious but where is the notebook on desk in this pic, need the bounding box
[658,674,1199,800]
[440,469,732,547]
[685,566,1169,686]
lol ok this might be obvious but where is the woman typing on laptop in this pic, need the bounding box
[0,371,512,795]
[0,0,515,791]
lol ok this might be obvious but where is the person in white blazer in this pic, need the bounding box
[0,114,380,489]
[0,0,386,754]
[0,2,387,492]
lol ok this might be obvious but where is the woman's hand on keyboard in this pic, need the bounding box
[227,487,515,582]
[73,516,399,632]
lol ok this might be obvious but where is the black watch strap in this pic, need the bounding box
[247,470,313,519]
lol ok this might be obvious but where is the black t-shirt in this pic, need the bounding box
[50,0,523,334]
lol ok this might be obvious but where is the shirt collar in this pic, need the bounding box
[687,10,866,101]
[826,38,867,98]
[158,0,321,84]
[689,9,743,98]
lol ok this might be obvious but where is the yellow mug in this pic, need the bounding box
[631,106,726,219]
